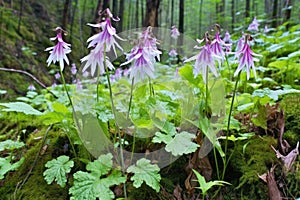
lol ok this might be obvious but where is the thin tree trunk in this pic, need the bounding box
[112,0,118,28]
[199,0,203,35]
[171,0,174,26]
[127,0,132,29]
[144,0,160,27]
[141,0,144,27]
[62,0,70,30]
[102,0,110,10]
[231,0,235,31]
[271,0,278,27]
[119,0,124,31]
[179,0,184,33]
[284,0,292,28]
[136,0,139,28]
[70,0,78,45]
[245,0,250,18]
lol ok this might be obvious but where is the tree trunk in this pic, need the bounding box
[199,0,203,34]
[70,0,78,45]
[135,0,139,28]
[102,0,110,10]
[271,0,278,27]
[144,0,160,27]
[127,0,132,29]
[284,0,292,28]
[231,0,235,31]
[112,0,118,28]
[118,0,124,31]
[245,0,250,18]
[171,0,174,26]
[179,0,184,33]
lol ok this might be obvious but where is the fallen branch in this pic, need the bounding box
[0,67,58,98]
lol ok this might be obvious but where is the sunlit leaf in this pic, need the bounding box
[0,140,25,151]
[0,102,42,115]
[43,155,74,187]
[127,158,161,192]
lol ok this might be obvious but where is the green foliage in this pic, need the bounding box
[127,158,161,192]
[69,153,126,200]
[152,121,199,156]
[0,102,42,115]
[0,157,24,179]
[43,155,74,187]
[192,169,230,197]
[0,139,25,151]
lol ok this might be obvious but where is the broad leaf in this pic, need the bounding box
[192,169,230,196]
[127,158,161,192]
[0,102,42,115]
[165,132,199,156]
[69,153,126,200]
[0,157,24,179]
[0,140,25,151]
[43,155,74,187]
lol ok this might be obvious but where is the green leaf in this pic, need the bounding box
[0,89,7,95]
[0,102,42,115]
[192,169,230,196]
[0,140,25,151]
[43,155,74,187]
[165,132,199,156]
[0,157,24,179]
[127,158,161,192]
[69,153,126,200]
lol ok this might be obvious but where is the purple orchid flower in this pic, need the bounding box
[234,35,262,80]
[45,27,71,71]
[171,25,180,39]
[248,17,260,32]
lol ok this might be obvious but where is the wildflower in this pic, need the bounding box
[54,72,61,79]
[81,46,114,76]
[171,25,180,39]
[235,36,244,52]
[114,68,122,79]
[123,68,129,77]
[121,27,161,81]
[71,63,77,75]
[52,82,57,88]
[82,71,89,78]
[264,25,269,33]
[27,84,36,91]
[168,49,178,57]
[248,17,259,32]
[223,31,232,52]
[45,27,71,71]
[234,35,262,80]
[184,38,219,83]
[86,8,123,56]
[121,47,155,80]
[210,32,230,65]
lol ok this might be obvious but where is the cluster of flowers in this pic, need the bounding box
[43,9,262,89]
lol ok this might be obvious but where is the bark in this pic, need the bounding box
[112,0,118,28]
[179,0,184,33]
[135,0,139,28]
[199,0,203,35]
[271,0,278,27]
[127,0,132,29]
[70,0,78,45]
[102,0,110,10]
[144,0,160,27]
[118,0,124,31]
[245,0,250,18]
[231,0,235,31]
[284,0,292,28]
[171,0,174,26]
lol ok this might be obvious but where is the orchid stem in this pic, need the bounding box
[59,69,79,159]
[128,78,135,164]
[103,48,127,198]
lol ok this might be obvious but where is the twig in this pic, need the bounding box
[0,67,58,98]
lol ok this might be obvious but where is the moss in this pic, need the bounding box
[0,130,70,200]
[280,93,300,146]
[226,136,278,199]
